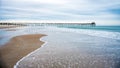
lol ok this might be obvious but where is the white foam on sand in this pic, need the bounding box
[14,36,47,68]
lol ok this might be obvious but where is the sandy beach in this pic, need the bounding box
[0,34,46,68]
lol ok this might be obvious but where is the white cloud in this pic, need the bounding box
[1,0,120,25]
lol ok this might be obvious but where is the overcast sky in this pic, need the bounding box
[0,0,120,25]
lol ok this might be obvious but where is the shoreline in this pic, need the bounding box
[0,25,26,31]
[14,37,47,68]
[0,25,22,29]
[0,34,46,68]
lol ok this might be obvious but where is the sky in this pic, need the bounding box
[0,0,120,25]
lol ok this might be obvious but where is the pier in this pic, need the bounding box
[0,22,96,27]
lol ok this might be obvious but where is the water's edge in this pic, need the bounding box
[14,36,47,68]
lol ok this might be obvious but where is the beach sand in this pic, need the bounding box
[0,34,46,68]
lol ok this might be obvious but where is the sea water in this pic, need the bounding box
[0,24,120,68]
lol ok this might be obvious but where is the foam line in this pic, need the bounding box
[14,36,47,68]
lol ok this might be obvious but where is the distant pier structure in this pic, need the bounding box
[79,22,96,26]
[29,22,96,27]
[0,22,96,27]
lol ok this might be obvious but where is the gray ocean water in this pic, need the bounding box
[0,24,120,68]
[61,26,120,32]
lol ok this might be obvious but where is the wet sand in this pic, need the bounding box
[0,34,46,68]
[0,25,25,31]
[0,25,20,29]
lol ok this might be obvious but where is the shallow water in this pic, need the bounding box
[14,26,120,68]
[0,25,120,68]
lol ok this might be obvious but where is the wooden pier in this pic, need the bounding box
[0,22,96,27]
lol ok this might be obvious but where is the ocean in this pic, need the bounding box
[0,24,120,68]
[61,26,120,32]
